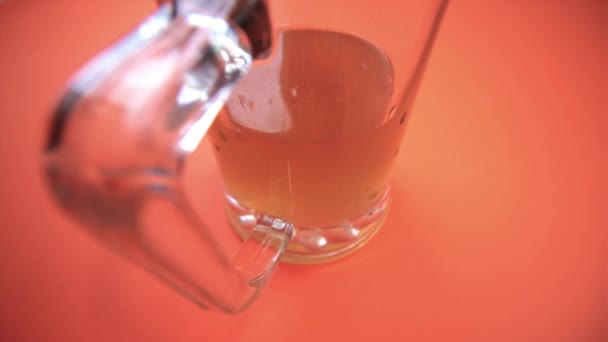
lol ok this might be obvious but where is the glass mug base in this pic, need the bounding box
[225,189,390,264]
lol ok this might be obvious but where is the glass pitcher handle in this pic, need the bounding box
[43,3,291,313]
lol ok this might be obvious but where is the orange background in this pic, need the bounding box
[0,0,606,341]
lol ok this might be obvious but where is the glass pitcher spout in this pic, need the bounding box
[43,1,291,313]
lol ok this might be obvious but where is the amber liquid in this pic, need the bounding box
[210,30,409,228]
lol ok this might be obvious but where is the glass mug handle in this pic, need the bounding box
[43,1,292,313]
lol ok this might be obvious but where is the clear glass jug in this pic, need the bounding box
[43,0,448,313]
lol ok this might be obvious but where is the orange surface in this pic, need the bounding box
[0,0,606,341]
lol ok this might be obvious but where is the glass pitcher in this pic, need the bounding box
[43,0,448,313]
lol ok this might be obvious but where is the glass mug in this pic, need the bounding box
[44,0,447,313]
